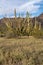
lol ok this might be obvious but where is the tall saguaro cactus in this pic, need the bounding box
[26,11,32,34]
[14,8,16,17]
[26,11,30,18]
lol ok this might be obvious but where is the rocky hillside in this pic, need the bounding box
[37,13,43,27]
[0,13,43,33]
[32,13,43,27]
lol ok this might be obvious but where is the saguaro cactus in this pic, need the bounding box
[26,18,30,33]
[26,11,30,18]
[14,8,16,17]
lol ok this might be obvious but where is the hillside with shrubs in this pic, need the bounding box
[0,11,43,38]
[0,10,43,65]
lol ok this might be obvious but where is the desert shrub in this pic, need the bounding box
[32,29,43,38]
[0,31,6,37]
[0,34,5,37]
[6,30,14,38]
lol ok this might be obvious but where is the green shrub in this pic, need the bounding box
[32,29,43,38]
[6,30,15,38]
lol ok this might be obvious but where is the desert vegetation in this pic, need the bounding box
[0,37,43,65]
[0,9,43,65]
[0,9,43,38]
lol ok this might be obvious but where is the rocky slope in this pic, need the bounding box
[0,13,43,31]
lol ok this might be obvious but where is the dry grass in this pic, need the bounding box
[0,37,43,65]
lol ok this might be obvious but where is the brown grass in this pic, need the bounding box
[0,37,43,65]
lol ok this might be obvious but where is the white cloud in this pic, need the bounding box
[17,0,41,13]
[0,0,42,17]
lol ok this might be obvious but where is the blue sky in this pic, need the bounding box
[0,0,43,18]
